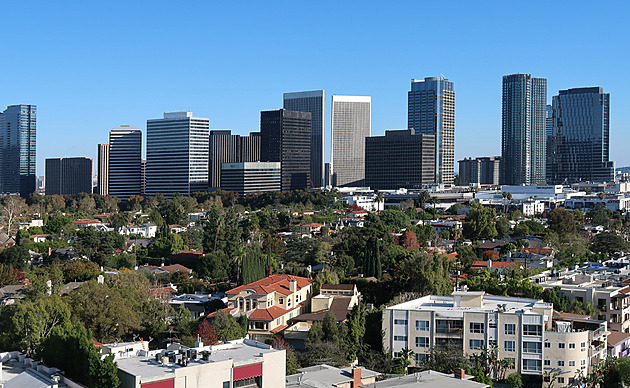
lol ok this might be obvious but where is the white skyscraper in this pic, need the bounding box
[146,111,209,197]
[331,95,371,187]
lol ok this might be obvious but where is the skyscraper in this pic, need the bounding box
[97,143,109,195]
[408,77,455,184]
[209,130,240,190]
[45,157,93,195]
[547,87,614,184]
[260,109,311,192]
[0,104,36,197]
[146,111,209,197]
[501,74,547,185]
[108,126,142,199]
[283,90,325,188]
[239,132,261,163]
[458,156,501,185]
[331,95,371,187]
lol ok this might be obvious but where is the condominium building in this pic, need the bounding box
[97,143,109,195]
[458,157,501,186]
[110,339,286,388]
[0,104,36,197]
[260,109,311,191]
[547,87,614,184]
[108,126,142,199]
[365,129,436,190]
[408,77,455,184]
[331,95,371,187]
[220,162,281,195]
[383,291,607,387]
[146,111,209,196]
[501,74,547,185]
[45,157,93,195]
[225,274,314,341]
[283,90,325,188]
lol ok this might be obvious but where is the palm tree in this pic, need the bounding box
[375,191,384,212]
[429,196,440,220]
[418,190,431,211]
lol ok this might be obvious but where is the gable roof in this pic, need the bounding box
[154,264,192,274]
[227,274,314,296]
[248,305,301,321]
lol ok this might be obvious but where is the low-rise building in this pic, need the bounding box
[607,330,630,358]
[117,223,158,238]
[382,291,607,387]
[286,364,379,388]
[0,351,83,388]
[361,369,489,388]
[111,338,285,388]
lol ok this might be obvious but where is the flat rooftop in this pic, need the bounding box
[386,293,551,317]
[362,370,489,388]
[287,364,379,387]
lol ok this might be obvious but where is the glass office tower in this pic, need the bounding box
[108,126,142,199]
[0,104,36,197]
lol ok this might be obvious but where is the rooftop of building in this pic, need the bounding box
[386,291,552,317]
[286,364,379,388]
[360,370,488,388]
[530,260,630,292]
[226,274,314,296]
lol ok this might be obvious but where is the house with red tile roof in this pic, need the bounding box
[471,260,521,272]
[152,264,193,276]
[225,274,314,341]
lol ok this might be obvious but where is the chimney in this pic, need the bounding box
[352,367,361,388]
[454,368,465,379]
[487,260,492,268]
[290,279,297,293]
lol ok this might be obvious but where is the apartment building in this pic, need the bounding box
[531,261,630,333]
[225,274,314,341]
[383,291,607,388]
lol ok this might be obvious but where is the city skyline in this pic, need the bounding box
[1,1,627,176]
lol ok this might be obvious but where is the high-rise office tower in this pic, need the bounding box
[108,126,142,199]
[458,156,501,185]
[97,143,109,195]
[365,129,436,190]
[408,77,455,184]
[0,105,36,197]
[146,111,209,197]
[547,87,614,184]
[45,157,93,195]
[283,90,325,188]
[209,130,240,190]
[260,109,311,192]
[501,74,547,185]
[331,95,371,187]
[141,159,146,196]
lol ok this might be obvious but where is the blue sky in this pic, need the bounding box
[2,1,629,175]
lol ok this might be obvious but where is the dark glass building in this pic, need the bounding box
[547,87,614,184]
[221,162,281,195]
[458,156,501,185]
[260,109,311,192]
[0,104,36,197]
[108,125,142,199]
[208,130,261,190]
[45,157,93,195]
[501,74,547,185]
[365,129,435,190]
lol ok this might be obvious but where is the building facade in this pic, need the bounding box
[283,90,325,188]
[331,95,371,187]
[0,104,36,197]
[547,87,614,184]
[260,109,311,192]
[458,157,501,185]
[383,291,607,388]
[45,157,93,195]
[208,130,240,190]
[501,74,547,185]
[146,111,210,196]
[97,143,109,195]
[408,77,455,184]
[239,132,261,162]
[108,126,142,199]
[365,129,435,190]
[221,162,281,195]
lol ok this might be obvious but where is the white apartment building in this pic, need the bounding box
[383,291,607,388]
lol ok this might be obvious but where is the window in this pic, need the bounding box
[489,340,497,347]
[544,342,551,348]
[504,323,516,335]
[504,341,516,352]
[223,382,230,388]
[415,353,426,363]
[523,324,542,336]
[569,361,575,367]
[394,319,408,325]
[569,343,575,349]
[523,359,542,371]
[470,322,484,334]
[288,298,292,307]
[415,337,429,348]
[394,336,407,342]
[581,342,586,349]
[279,297,284,304]
[558,361,565,367]
[558,377,565,384]
[523,342,542,354]
[469,339,484,350]
[581,360,586,366]
[544,359,551,366]
[489,322,497,329]
[416,320,430,331]
[559,343,566,349]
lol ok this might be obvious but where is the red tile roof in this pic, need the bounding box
[248,305,301,321]
[471,260,517,269]
[73,219,101,225]
[226,274,314,296]
[270,324,288,333]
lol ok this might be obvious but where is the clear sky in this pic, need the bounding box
[2,1,629,176]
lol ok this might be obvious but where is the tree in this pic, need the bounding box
[463,202,498,241]
[345,304,367,360]
[418,191,431,210]
[209,310,246,342]
[1,195,27,236]
[506,372,522,387]
[272,337,301,375]
[591,232,627,257]
[0,245,30,271]
[195,320,219,345]
[547,208,577,237]
[400,229,420,249]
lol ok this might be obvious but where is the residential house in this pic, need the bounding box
[286,364,379,388]
[152,264,193,276]
[169,224,188,233]
[0,232,16,247]
[117,222,158,238]
[29,234,50,243]
[607,331,630,358]
[471,260,521,272]
[297,223,324,234]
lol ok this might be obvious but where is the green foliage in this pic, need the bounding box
[209,310,246,342]
[378,208,410,230]
[44,215,73,234]
[303,320,348,367]
[463,202,498,241]
[547,208,577,237]
[197,250,231,281]
[241,246,269,284]
[400,252,452,296]
[345,304,368,360]
[0,245,30,271]
[591,232,627,257]
[587,203,612,227]
[61,259,102,282]
[74,228,125,265]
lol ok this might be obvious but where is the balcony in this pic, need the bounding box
[436,327,463,336]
